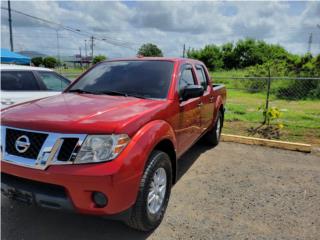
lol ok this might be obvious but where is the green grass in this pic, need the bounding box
[55,67,86,75]
[224,89,320,145]
[211,69,247,78]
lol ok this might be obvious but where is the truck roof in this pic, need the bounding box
[0,64,54,72]
[101,57,204,64]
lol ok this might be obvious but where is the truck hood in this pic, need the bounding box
[1,93,168,136]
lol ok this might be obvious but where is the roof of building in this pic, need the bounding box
[17,51,47,58]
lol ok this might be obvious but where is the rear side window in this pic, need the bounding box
[196,66,208,90]
[37,71,69,91]
[179,67,196,96]
[1,71,40,91]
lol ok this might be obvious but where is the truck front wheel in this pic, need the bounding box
[126,150,172,232]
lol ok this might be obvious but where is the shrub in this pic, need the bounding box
[43,57,58,68]
[31,57,43,67]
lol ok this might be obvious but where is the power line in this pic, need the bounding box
[0,6,137,51]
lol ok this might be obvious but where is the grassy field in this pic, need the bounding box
[211,69,247,78]
[211,70,320,145]
[223,89,320,145]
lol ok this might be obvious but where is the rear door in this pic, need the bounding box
[175,64,202,154]
[196,65,214,131]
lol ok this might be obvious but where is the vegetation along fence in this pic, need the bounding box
[214,76,320,146]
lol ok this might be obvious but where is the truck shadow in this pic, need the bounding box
[176,140,213,182]
[1,142,213,240]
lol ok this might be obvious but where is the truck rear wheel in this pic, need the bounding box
[126,150,172,232]
[205,111,223,147]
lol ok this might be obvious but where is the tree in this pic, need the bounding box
[93,55,107,64]
[137,43,163,57]
[233,38,263,68]
[31,57,43,67]
[221,43,237,70]
[187,44,223,71]
[43,56,58,68]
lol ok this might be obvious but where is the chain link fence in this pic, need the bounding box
[214,76,320,146]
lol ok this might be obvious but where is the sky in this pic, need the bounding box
[1,0,320,58]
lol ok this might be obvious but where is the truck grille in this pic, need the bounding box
[57,138,79,161]
[2,127,86,169]
[5,128,48,159]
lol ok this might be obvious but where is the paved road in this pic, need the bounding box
[2,142,320,240]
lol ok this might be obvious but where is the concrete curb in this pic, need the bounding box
[221,134,312,153]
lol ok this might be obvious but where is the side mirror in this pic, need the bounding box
[182,85,204,101]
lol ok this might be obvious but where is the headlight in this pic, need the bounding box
[74,134,130,163]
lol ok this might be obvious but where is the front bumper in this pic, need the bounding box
[1,140,146,216]
[1,172,74,211]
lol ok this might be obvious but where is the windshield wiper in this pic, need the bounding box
[126,93,148,99]
[97,90,148,99]
[97,90,128,97]
[68,89,96,94]
[69,89,148,99]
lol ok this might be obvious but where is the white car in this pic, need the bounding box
[1,64,71,109]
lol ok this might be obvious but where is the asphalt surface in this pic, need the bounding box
[2,142,320,240]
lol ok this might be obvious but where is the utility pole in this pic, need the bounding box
[182,44,186,58]
[317,24,320,52]
[55,29,60,66]
[8,0,14,51]
[90,36,94,64]
[307,33,312,53]
[84,40,87,57]
[79,46,82,68]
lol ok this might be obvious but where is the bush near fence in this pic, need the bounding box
[213,76,320,146]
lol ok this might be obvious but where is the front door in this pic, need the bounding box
[175,64,201,154]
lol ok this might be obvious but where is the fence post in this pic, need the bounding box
[264,67,271,124]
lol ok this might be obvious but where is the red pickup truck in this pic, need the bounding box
[1,57,226,231]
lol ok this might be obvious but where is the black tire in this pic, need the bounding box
[204,111,223,147]
[126,150,172,232]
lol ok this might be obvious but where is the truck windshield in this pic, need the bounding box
[68,60,174,99]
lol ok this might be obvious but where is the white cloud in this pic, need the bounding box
[1,1,319,58]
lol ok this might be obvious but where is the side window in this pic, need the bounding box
[37,72,69,91]
[1,71,40,91]
[179,66,196,96]
[196,66,208,90]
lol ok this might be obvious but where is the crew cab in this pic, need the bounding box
[1,64,70,109]
[0,58,226,231]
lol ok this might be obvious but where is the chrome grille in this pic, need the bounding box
[5,128,48,159]
[1,126,86,170]
[56,138,79,161]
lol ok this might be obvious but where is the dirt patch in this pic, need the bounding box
[224,120,320,146]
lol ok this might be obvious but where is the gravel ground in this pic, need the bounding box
[2,142,320,240]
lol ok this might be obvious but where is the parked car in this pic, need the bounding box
[1,58,226,231]
[0,64,71,108]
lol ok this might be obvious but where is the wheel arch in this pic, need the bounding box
[153,139,177,185]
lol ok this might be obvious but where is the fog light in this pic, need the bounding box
[92,192,108,208]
